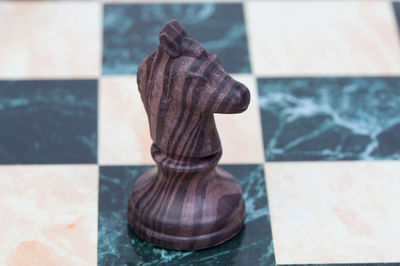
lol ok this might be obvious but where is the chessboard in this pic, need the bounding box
[1,1,400,265]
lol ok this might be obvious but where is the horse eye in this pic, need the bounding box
[185,72,207,81]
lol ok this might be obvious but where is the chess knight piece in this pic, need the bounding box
[128,20,250,250]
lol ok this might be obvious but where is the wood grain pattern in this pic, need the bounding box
[128,19,250,250]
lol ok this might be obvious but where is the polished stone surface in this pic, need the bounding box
[1,1,400,265]
[0,80,97,164]
[98,164,274,265]
[394,1,400,31]
[258,77,400,161]
[278,263,400,266]
[98,76,153,165]
[246,1,400,76]
[0,165,98,266]
[0,2,101,79]
[266,161,400,264]
[98,75,264,166]
[103,3,250,74]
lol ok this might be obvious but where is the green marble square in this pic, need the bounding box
[258,77,400,161]
[0,80,97,164]
[393,1,400,33]
[102,3,251,74]
[98,164,275,265]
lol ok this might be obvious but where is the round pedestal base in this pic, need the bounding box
[127,166,245,250]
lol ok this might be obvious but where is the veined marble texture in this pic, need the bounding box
[98,75,263,165]
[258,77,400,162]
[98,165,274,265]
[246,1,400,76]
[98,77,153,165]
[266,161,400,264]
[103,3,250,74]
[0,165,98,266]
[394,2,400,30]
[216,75,264,164]
[0,2,101,78]
[0,80,98,164]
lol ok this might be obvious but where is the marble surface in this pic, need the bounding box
[394,2,400,33]
[0,165,98,266]
[245,1,400,76]
[1,1,400,265]
[105,0,244,2]
[98,75,264,165]
[0,2,101,78]
[258,77,400,161]
[103,3,250,74]
[215,74,264,164]
[0,80,98,164]
[98,77,153,165]
[98,164,274,265]
[265,161,400,264]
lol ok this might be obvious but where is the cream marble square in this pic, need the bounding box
[98,76,153,165]
[0,165,98,266]
[216,74,264,164]
[0,2,101,79]
[265,161,400,264]
[99,75,263,165]
[245,1,400,76]
[104,0,241,3]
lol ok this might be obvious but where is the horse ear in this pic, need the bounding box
[159,32,181,58]
[159,19,188,58]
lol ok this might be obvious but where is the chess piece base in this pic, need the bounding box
[127,166,245,250]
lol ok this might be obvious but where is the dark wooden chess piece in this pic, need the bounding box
[127,19,250,250]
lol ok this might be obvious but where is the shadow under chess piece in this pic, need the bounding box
[127,19,250,250]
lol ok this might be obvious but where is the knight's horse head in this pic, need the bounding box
[158,19,250,115]
[137,20,251,158]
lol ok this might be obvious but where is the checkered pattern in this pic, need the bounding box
[1,1,400,265]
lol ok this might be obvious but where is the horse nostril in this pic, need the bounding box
[229,84,250,113]
[233,89,242,104]
[242,87,250,105]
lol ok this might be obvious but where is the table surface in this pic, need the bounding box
[1,0,400,265]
